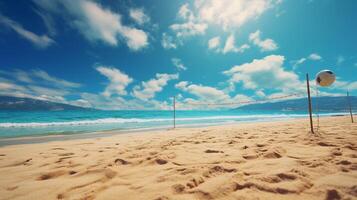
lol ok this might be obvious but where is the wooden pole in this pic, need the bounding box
[306,73,314,133]
[347,90,354,123]
[173,96,176,128]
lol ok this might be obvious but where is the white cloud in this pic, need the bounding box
[224,55,304,93]
[80,93,171,110]
[33,0,149,51]
[175,81,253,109]
[0,81,26,92]
[161,33,177,49]
[28,85,69,97]
[170,3,208,38]
[129,8,150,25]
[195,0,280,30]
[132,73,179,100]
[208,34,250,54]
[0,69,82,104]
[292,58,307,69]
[255,90,266,97]
[170,21,207,38]
[337,56,345,65]
[13,70,34,83]
[333,80,357,91]
[70,99,92,108]
[222,34,250,54]
[178,3,195,21]
[33,9,57,36]
[292,53,322,69]
[176,81,229,100]
[164,0,280,49]
[172,58,187,71]
[249,30,278,52]
[96,66,133,97]
[0,14,54,48]
[33,70,81,88]
[208,36,220,49]
[308,53,322,60]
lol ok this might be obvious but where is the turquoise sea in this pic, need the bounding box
[0,110,349,138]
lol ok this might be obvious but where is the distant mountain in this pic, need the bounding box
[235,96,357,112]
[0,96,92,111]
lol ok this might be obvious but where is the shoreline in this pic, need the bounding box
[0,114,351,147]
[0,115,314,147]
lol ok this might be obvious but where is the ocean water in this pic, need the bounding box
[0,110,348,138]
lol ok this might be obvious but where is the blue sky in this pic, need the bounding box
[0,0,356,110]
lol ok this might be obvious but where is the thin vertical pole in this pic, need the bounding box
[347,90,354,123]
[173,96,176,128]
[306,73,314,133]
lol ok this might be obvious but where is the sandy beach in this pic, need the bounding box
[0,116,356,200]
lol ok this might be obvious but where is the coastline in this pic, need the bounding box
[0,115,356,199]
[0,113,351,147]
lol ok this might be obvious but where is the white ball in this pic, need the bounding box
[315,70,336,87]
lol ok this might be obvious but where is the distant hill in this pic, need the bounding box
[235,96,357,112]
[0,96,92,111]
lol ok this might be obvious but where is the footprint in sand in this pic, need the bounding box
[172,184,186,193]
[186,176,205,189]
[155,158,168,165]
[325,189,341,200]
[37,170,68,180]
[242,154,259,160]
[154,196,169,200]
[337,160,351,165]
[204,149,224,153]
[58,152,74,156]
[114,158,130,165]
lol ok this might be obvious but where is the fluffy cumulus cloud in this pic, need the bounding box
[132,73,179,100]
[224,55,304,93]
[176,81,229,100]
[170,22,207,38]
[172,58,187,71]
[129,8,150,25]
[195,0,280,30]
[162,3,208,49]
[0,14,54,48]
[170,3,208,38]
[249,30,278,52]
[96,66,133,97]
[33,0,149,51]
[175,81,252,109]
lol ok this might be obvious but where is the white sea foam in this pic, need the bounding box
[0,113,346,128]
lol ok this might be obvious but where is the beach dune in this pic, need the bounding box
[0,116,356,200]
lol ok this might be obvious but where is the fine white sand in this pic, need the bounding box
[0,116,356,200]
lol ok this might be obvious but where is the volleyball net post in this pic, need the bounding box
[173,96,176,128]
[347,90,354,123]
[306,73,314,134]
